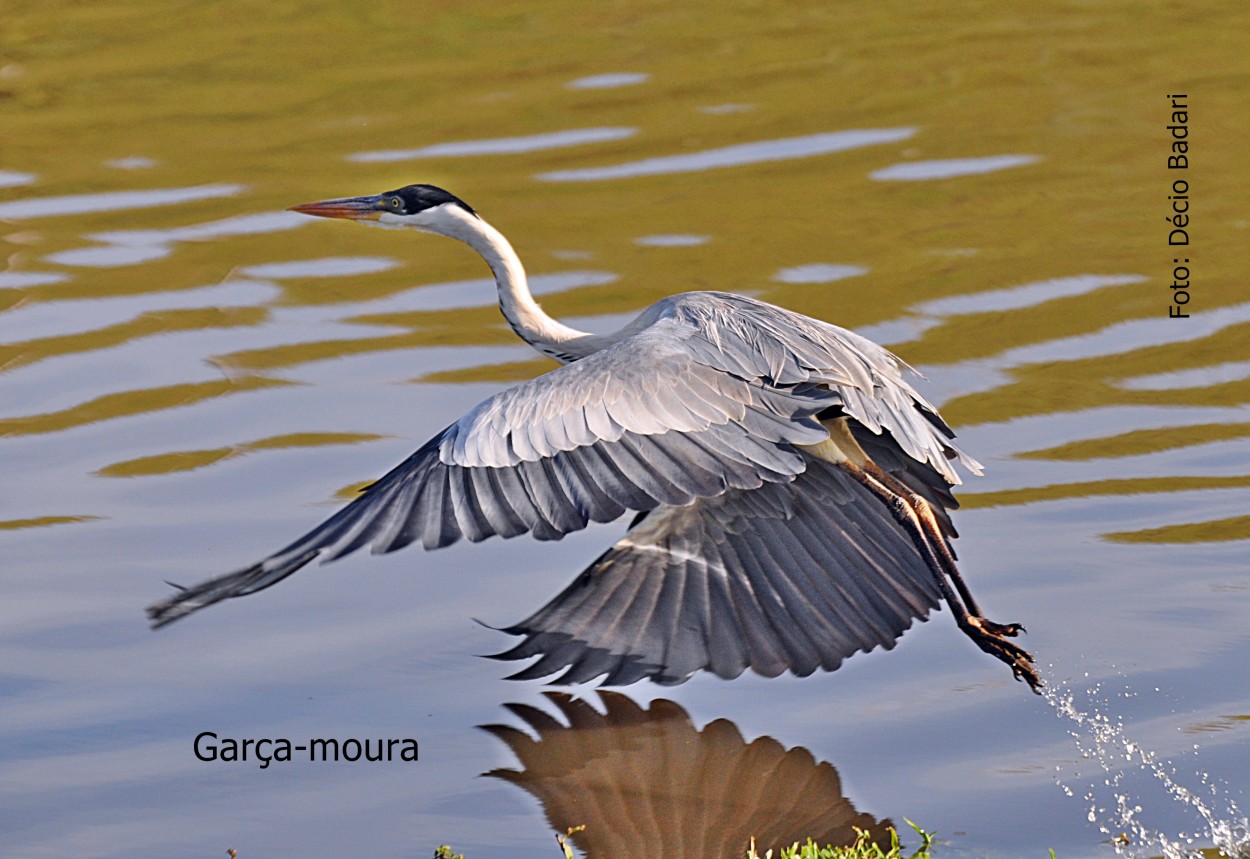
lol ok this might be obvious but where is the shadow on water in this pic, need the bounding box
[483,691,897,858]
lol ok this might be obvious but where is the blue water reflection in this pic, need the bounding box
[349,127,638,163]
[870,155,1039,181]
[0,184,244,220]
[538,129,916,181]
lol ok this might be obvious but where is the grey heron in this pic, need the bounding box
[147,184,1040,693]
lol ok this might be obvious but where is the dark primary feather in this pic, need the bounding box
[145,417,811,628]
[493,446,945,686]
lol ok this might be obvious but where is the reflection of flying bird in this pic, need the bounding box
[147,184,1039,692]
[484,692,895,856]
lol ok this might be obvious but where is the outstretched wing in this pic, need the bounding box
[147,293,975,631]
[147,315,837,627]
[493,450,945,686]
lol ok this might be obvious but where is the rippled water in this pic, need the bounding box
[2,3,1247,858]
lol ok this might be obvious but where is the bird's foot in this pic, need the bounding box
[978,618,1025,637]
[964,616,1042,694]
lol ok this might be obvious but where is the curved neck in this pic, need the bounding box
[437,206,602,362]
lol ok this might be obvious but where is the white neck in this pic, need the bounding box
[427,205,605,363]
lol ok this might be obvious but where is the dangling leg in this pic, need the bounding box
[840,460,1041,692]
[871,463,1027,638]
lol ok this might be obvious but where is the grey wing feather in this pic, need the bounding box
[670,292,981,484]
[493,450,945,686]
[146,315,837,628]
[443,314,833,469]
[147,291,977,632]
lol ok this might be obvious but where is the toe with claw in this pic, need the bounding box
[964,616,1042,694]
[980,619,1026,637]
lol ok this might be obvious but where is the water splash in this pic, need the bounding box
[1045,676,1250,858]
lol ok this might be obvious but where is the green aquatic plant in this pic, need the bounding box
[746,820,934,859]
[556,825,586,859]
[431,821,943,859]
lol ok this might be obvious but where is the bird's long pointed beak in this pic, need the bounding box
[288,195,384,221]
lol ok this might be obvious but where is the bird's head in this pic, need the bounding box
[289,184,478,236]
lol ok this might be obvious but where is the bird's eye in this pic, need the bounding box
[389,196,403,210]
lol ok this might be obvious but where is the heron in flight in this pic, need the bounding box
[147,184,1040,693]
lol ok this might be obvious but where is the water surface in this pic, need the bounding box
[2,3,1247,858]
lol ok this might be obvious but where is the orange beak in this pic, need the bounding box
[288,195,385,221]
